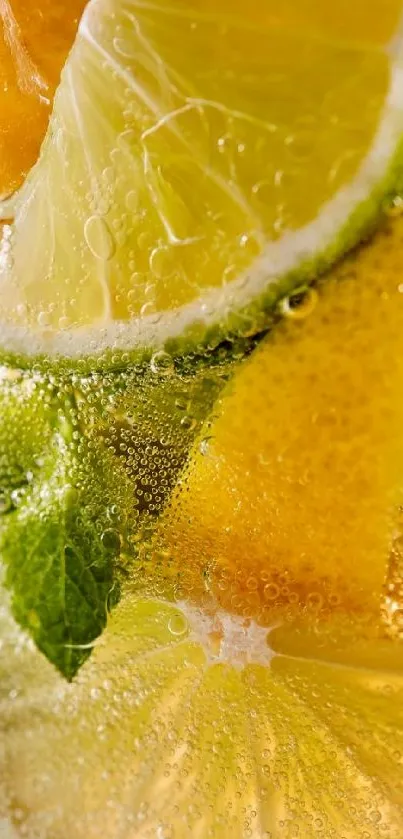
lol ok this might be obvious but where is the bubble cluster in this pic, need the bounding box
[1,0,403,835]
[156,215,403,636]
[0,0,397,354]
[1,583,402,839]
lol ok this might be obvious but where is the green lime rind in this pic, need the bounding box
[1,2,403,377]
[0,165,402,377]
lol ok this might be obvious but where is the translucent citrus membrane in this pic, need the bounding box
[0,0,86,199]
[154,213,403,626]
[1,586,403,839]
[0,0,402,356]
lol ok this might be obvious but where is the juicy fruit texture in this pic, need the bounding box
[1,0,403,358]
[1,588,403,839]
[0,0,85,199]
[0,2,403,837]
[2,218,403,837]
[158,215,403,624]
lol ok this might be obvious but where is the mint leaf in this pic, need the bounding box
[0,408,133,680]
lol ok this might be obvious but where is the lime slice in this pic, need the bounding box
[1,0,403,361]
[2,584,403,838]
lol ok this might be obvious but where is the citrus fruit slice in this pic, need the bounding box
[0,0,86,199]
[156,213,403,622]
[1,584,403,838]
[2,216,403,838]
[1,0,403,361]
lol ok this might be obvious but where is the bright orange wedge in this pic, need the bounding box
[0,0,85,198]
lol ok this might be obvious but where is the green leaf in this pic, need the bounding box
[0,414,133,680]
[0,360,229,679]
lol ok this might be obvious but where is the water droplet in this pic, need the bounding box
[180,415,197,431]
[150,351,174,376]
[37,311,51,328]
[138,231,152,250]
[102,166,115,185]
[126,190,139,213]
[84,215,116,261]
[252,180,273,204]
[168,612,188,637]
[386,195,403,217]
[285,130,316,161]
[280,287,318,320]
[175,397,188,412]
[101,529,122,553]
[150,245,176,279]
[140,301,156,317]
[222,264,237,285]
[199,436,212,456]
[263,583,280,601]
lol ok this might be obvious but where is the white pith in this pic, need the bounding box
[176,600,277,669]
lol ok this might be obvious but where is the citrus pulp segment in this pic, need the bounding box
[156,214,403,621]
[1,585,403,838]
[1,0,403,360]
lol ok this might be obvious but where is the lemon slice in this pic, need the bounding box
[2,584,403,838]
[1,0,403,361]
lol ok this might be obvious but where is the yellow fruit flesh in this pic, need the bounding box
[1,3,403,836]
[0,0,401,336]
[2,589,403,838]
[5,214,402,837]
[158,216,403,625]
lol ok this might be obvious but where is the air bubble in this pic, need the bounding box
[199,436,212,456]
[150,245,176,279]
[102,166,115,184]
[222,265,237,285]
[175,397,188,412]
[280,287,318,320]
[167,612,188,637]
[101,529,122,553]
[285,130,316,161]
[263,583,280,601]
[180,415,197,431]
[37,311,51,328]
[84,215,116,261]
[126,190,139,213]
[140,302,156,317]
[252,180,273,204]
[306,592,323,611]
[150,351,174,376]
[138,231,152,250]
